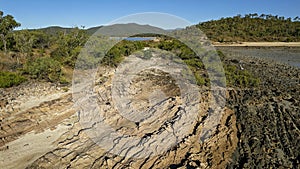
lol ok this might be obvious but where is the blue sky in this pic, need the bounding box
[0,0,299,29]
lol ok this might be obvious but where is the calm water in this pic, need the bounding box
[109,37,156,41]
[125,37,156,41]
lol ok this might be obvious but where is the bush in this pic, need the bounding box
[23,57,62,82]
[194,72,207,86]
[0,71,27,88]
[225,65,260,87]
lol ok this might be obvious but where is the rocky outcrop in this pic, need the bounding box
[0,49,299,168]
[23,66,238,169]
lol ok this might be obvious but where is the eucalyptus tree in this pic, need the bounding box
[0,11,21,52]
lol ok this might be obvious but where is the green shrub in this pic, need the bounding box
[23,57,62,82]
[194,72,207,86]
[225,65,260,87]
[184,58,204,69]
[0,71,27,88]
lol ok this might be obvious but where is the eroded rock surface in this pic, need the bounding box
[0,51,299,168]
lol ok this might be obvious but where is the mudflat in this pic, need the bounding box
[213,42,300,47]
[217,46,300,68]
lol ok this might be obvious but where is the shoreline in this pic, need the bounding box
[212,42,300,47]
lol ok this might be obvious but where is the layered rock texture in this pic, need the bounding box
[0,49,299,168]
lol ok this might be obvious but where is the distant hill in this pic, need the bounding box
[94,23,166,37]
[37,26,74,35]
[33,23,166,36]
[86,26,103,35]
[197,14,300,42]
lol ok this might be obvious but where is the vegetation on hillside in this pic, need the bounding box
[103,36,259,87]
[0,11,272,88]
[50,27,88,67]
[197,13,300,42]
[0,11,88,86]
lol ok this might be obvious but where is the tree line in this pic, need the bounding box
[197,13,300,42]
